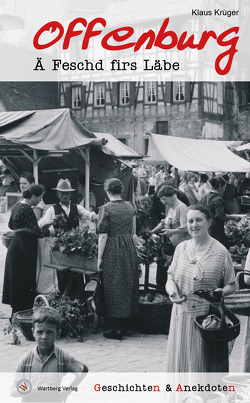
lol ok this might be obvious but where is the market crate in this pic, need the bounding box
[50,250,98,272]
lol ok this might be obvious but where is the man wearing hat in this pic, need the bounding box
[39,178,98,294]
[39,179,98,235]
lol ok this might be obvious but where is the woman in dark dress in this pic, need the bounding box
[97,178,139,340]
[201,177,240,248]
[2,185,51,314]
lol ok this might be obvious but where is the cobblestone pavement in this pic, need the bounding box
[0,313,246,373]
[0,231,246,373]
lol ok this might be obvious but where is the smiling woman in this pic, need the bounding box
[187,206,211,242]
[165,205,236,372]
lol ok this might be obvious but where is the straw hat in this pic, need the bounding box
[53,179,75,192]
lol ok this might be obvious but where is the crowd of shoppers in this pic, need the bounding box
[1,162,249,374]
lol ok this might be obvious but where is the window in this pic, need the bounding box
[173,81,185,101]
[119,82,130,105]
[246,83,250,103]
[72,86,81,109]
[204,82,220,114]
[118,138,127,144]
[239,83,250,108]
[144,139,149,155]
[145,82,156,103]
[217,83,223,104]
[204,82,217,99]
[94,83,105,107]
[156,121,168,135]
[202,122,223,139]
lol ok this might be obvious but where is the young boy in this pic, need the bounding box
[11,306,88,402]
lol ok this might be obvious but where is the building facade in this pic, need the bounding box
[0,0,249,154]
[59,80,238,155]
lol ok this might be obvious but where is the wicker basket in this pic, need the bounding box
[195,302,240,344]
[224,271,250,316]
[13,295,49,341]
[50,250,98,272]
[2,232,14,249]
[135,290,173,335]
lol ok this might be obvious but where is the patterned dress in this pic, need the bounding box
[97,200,139,317]
[2,202,45,313]
[166,237,235,372]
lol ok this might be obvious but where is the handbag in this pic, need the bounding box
[195,300,240,344]
[93,270,106,317]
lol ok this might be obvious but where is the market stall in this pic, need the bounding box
[0,109,142,210]
[0,108,142,300]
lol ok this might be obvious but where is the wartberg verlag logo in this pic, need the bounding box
[16,379,32,395]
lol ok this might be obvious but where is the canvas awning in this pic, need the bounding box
[0,109,142,159]
[93,132,142,159]
[222,141,243,149]
[235,142,250,152]
[0,109,95,150]
[0,109,141,207]
[147,134,250,172]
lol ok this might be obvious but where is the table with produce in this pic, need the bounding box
[44,213,98,305]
